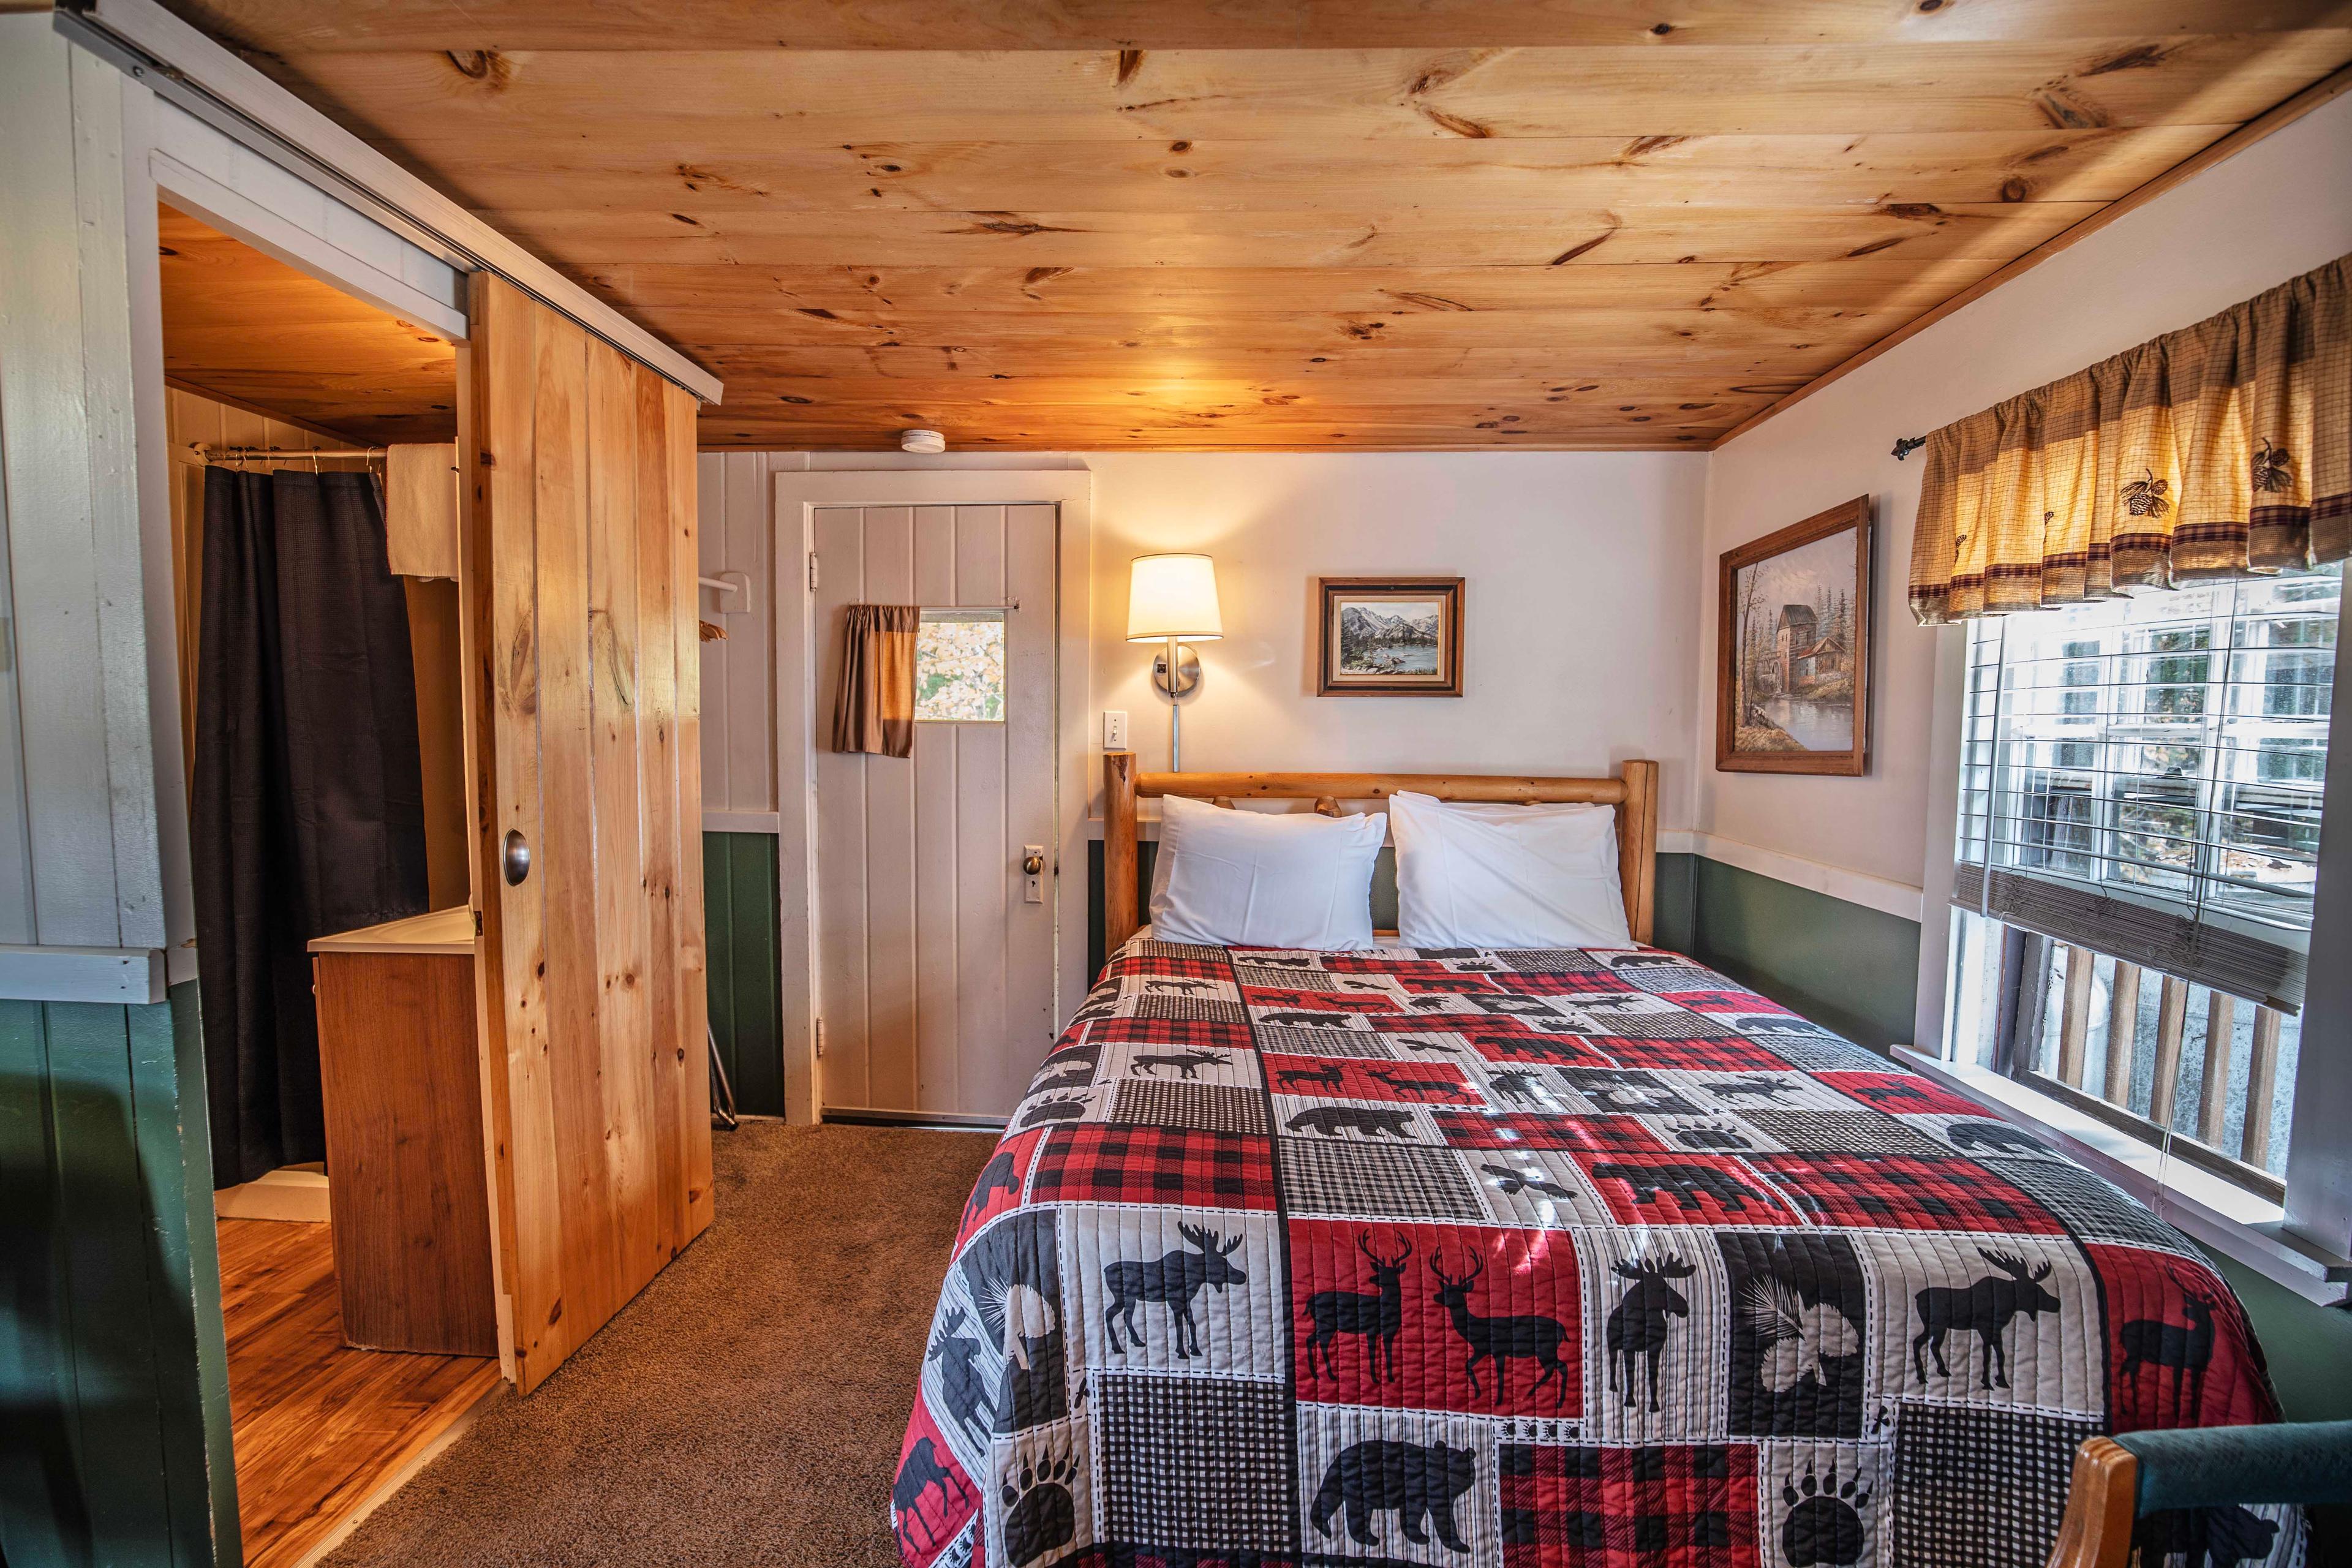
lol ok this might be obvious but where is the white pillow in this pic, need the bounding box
[1148,794,1385,950]
[1389,791,1632,950]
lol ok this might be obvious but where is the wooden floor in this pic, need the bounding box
[219,1218,501,1568]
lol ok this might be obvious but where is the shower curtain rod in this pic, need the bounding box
[198,443,386,461]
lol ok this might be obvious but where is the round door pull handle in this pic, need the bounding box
[1022,851,1046,875]
[503,829,532,886]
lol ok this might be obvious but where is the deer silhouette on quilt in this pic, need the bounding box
[1103,1223,1247,1359]
[2120,1275,2217,1419]
[1303,1233,1414,1381]
[1910,1248,2060,1390]
[1431,1248,1572,1408]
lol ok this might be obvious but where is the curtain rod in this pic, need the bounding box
[198,443,386,461]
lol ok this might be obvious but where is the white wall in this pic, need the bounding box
[1085,454,1706,823]
[696,451,1708,831]
[1698,90,2352,898]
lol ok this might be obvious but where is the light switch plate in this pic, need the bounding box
[1103,710,1129,749]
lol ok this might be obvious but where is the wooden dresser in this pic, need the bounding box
[309,907,497,1358]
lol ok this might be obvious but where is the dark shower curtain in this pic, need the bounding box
[193,467,430,1188]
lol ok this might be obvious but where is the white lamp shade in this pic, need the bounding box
[1126,553,1223,642]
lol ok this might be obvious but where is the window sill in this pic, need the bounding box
[1894,1047,2351,1308]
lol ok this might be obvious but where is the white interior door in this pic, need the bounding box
[812,503,1058,1119]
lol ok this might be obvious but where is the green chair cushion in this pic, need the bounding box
[2119,1421,2352,1513]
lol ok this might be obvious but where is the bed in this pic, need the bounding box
[894,760,2294,1568]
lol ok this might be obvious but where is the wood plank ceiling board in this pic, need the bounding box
[157,205,460,443]
[158,1,2352,450]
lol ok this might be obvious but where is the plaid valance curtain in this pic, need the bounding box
[831,603,919,758]
[1909,253,2351,625]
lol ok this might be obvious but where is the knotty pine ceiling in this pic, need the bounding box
[159,206,460,442]
[164,1,2352,451]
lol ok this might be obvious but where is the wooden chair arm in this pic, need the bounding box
[2046,1437,2138,1568]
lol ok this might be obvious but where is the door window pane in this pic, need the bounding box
[914,609,1005,722]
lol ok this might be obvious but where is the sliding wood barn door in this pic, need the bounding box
[464,274,711,1393]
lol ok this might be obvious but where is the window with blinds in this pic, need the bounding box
[1954,567,2339,1012]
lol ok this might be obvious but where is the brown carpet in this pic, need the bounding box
[322,1121,995,1568]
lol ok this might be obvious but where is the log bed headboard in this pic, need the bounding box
[1101,752,1659,957]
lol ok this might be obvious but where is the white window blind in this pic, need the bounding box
[1955,567,2339,1012]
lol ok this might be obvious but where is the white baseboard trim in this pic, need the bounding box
[1676,832,1925,923]
[704,810,780,834]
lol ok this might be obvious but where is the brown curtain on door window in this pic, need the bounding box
[831,603,920,758]
[1909,252,2351,625]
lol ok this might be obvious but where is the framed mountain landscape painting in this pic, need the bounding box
[1716,496,1872,775]
[1317,576,1464,696]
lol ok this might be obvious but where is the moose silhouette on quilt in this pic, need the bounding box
[896,937,2294,1568]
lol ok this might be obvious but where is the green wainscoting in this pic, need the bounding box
[2207,1251,2352,1423]
[703,832,786,1117]
[0,981,235,1568]
[1683,856,1921,1053]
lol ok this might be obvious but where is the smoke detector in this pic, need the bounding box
[899,428,947,454]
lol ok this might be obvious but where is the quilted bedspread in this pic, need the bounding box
[895,937,2293,1568]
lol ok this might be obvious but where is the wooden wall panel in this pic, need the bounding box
[636,362,687,1259]
[666,380,714,1238]
[466,276,710,1393]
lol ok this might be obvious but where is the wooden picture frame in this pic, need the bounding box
[1316,576,1464,696]
[1716,496,1872,776]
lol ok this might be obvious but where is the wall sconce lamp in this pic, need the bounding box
[1125,552,1221,772]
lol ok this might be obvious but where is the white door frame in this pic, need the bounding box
[773,469,1093,1124]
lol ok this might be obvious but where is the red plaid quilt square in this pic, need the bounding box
[1029,1125,1276,1211]
[1575,1036,1789,1071]
[1108,949,1234,982]
[1751,1153,2064,1234]
[1436,1112,1669,1156]
[1080,1017,1253,1052]
[1812,1070,1982,1117]
[1508,972,1653,998]
[1659,990,1795,1016]
[1501,1442,1761,1568]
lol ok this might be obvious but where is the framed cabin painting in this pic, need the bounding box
[1716,496,1872,775]
[1317,576,1464,696]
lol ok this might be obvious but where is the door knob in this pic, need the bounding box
[1022,849,1046,875]
[503,829,532,886]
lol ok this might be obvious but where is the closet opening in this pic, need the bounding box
[157,200,496,1566]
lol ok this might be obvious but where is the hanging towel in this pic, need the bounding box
[831,603,919,758]
[385,441,461,578]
